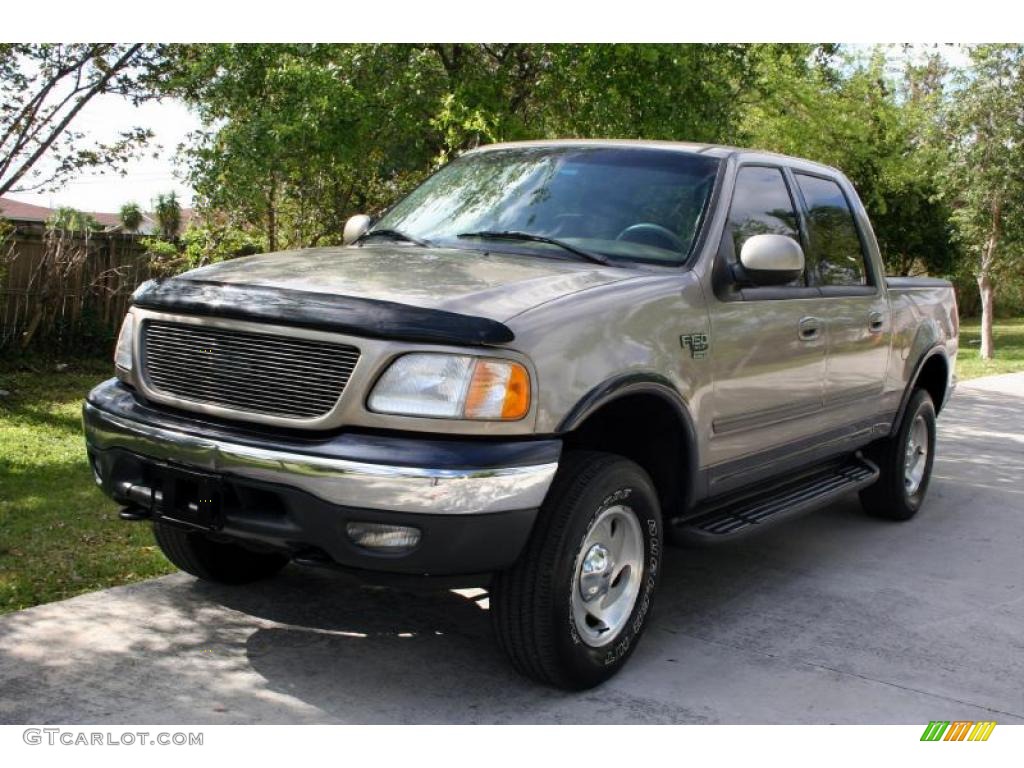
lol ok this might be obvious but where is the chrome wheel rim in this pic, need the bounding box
[570,505,644,648]
[904,414,929,495]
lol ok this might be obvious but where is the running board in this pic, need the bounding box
[673,455,879,542]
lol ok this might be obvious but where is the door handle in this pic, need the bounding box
[868,312,885,333]
[798,317,822,341]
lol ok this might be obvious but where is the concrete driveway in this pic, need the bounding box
[2,374,1023,724]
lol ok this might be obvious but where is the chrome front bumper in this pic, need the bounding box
[83,381,560,516]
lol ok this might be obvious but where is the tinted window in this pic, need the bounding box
[796,174,868,286]
[727,166,801,252]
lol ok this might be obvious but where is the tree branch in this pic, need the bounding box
[0,44,143,197]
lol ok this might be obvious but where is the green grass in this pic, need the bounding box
[0,360,172,615]
[956,317,1024,380]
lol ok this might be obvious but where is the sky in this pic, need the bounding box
[4,94,201,214]
[3,44,973,218]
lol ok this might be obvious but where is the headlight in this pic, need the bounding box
[114,313,134,371]
[368,353,530,421]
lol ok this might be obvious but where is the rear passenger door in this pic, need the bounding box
[793,172,891,422]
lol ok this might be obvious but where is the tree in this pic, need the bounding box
[168,44,443,252]
[0,44,169,198]
[119,201,143,233]
[943,45,1024,359]
[153,192,181,241]
[744,46,957,278]
[47,206,101,233]
[167,44,830,253]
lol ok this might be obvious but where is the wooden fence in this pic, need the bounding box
[0,223,152,354]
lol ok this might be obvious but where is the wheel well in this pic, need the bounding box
[561,394,690,517]
[916,354,949,414]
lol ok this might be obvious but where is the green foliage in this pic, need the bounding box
[153,192,182,241]
[119,202,143,233]
[940,44,1024,356]
[942,45,1024,279]
[47,206,102,233]
[180,223,263,268]
[165,44,828,254]
[140,235,184,277]
[743,46,958,277]
[140,237,178,258]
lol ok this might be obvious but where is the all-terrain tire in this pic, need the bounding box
[490,451,663,690]
[859,388,937,521]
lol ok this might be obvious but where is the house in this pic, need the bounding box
[0,196,194,236]
[0,197,56,232]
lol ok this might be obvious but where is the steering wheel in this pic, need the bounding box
[615,223,684,252]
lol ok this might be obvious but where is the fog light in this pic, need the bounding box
[346,522,421,551]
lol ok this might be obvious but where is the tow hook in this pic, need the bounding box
[116,481,162,521]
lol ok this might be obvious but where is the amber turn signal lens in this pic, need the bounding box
[464,360,531,420]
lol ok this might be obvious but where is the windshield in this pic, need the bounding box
[372,146,721,264]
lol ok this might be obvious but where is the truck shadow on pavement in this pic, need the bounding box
[188,494,883,723]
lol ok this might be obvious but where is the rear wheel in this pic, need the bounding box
[153,522,289,584]
[860,388,937,521]
[491,451,663,690]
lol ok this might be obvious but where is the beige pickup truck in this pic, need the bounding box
[84,140,958,689]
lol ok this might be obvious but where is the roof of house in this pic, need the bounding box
[88,210,124,229]
[1,196,194,234]
[0,197,56,223]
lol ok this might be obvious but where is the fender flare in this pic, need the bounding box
[891,344,950,437]
[556,372,702,508]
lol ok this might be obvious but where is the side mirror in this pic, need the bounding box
[736,234,805,286]
[343,214,372,245]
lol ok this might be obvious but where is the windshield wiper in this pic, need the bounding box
[457,230,612,266]
[356,228,433,248]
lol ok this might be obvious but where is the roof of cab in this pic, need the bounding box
[466,138,842,177]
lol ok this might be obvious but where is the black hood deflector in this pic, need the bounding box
[132,278,515,346]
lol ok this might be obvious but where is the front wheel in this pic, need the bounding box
[860,388,937,520]
[490,451,663,690]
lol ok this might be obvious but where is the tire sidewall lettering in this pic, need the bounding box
[567,482,661,668]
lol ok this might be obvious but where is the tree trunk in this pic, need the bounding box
[266,178,278,253]
[978,272,995,360]
[977,194,1002,361]
[267,205,277,253]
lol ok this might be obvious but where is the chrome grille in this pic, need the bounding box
[141,320,360,419]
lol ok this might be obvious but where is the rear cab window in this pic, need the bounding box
[793,173,871,288]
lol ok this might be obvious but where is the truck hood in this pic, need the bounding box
[182,245,638,322]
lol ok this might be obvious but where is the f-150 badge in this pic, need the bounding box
[680,333,709,359]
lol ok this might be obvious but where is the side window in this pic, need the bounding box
[724,166,803,287]
[795,174,869,287]
[727,166,801,252]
